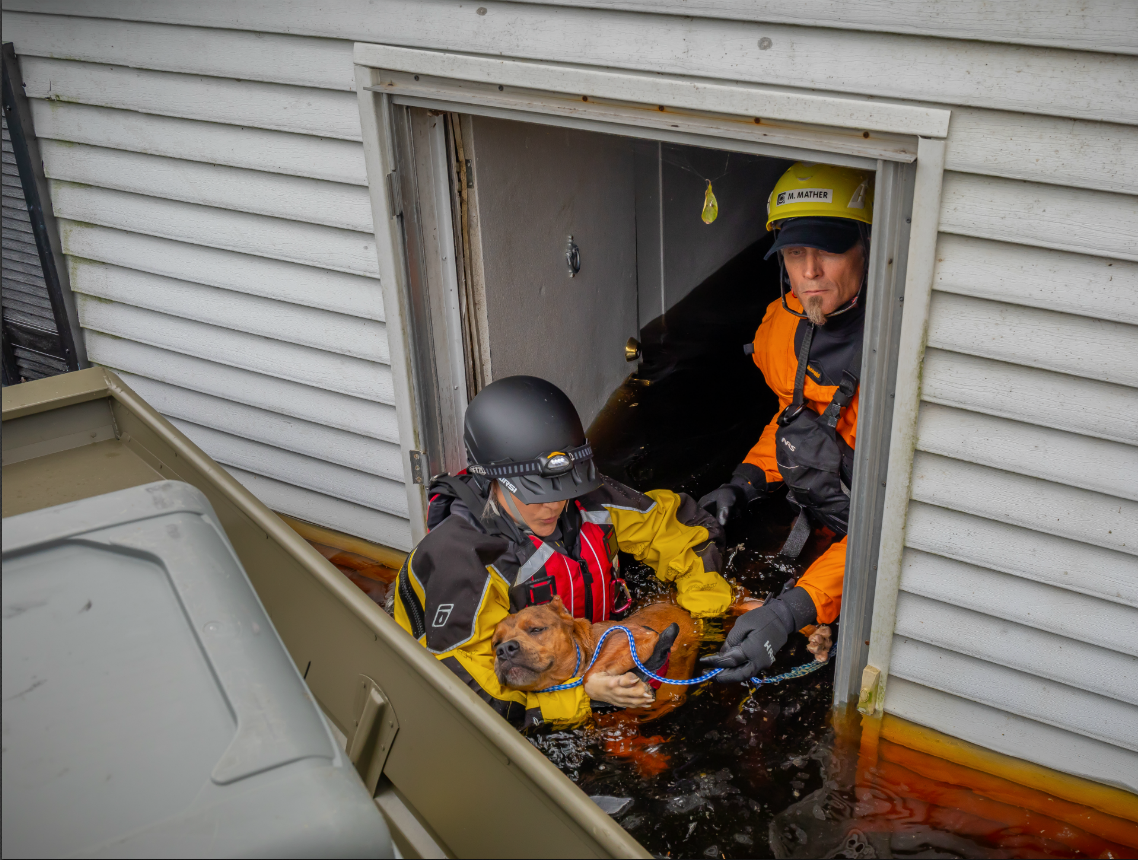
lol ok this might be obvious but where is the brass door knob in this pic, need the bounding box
[625,337,641,362]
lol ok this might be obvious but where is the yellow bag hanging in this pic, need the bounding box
[701,180,719,224]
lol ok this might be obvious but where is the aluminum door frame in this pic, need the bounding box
[354,49,948,707]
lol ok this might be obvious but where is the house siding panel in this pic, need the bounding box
[3,12,409,548]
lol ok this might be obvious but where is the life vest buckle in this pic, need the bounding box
[509,572,558,612]
[525,576,555,607]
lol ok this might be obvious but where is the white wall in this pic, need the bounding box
[1,9,413,550]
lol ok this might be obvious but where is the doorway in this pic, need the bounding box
[364,74,922,707]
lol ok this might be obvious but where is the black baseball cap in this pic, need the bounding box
[765,217,863,259]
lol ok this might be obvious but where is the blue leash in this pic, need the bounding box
[535,624,831,694]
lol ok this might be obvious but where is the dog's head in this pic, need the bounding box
[492,596,588,691]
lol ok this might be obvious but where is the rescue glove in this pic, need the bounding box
[700,587,816,683]
[632,623,679,684]
[697,464,767,526]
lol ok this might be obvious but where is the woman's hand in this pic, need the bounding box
[584,671,655,708]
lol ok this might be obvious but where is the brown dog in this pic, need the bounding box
[494,595,832,776]
[492,596,713,719]
[493,595,833,717]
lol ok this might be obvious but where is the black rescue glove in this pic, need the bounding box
[632,623,679,684]
[700,587,817,683]
[697,463,768,525]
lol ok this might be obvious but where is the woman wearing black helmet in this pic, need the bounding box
[393,376,733,729]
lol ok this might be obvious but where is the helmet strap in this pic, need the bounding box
[778,254,809,321]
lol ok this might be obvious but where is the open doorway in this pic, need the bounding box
[353,50,952,855]
[389,107,911,854]
[388,100,914,704]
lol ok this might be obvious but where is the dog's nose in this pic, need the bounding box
[495,639,520,661]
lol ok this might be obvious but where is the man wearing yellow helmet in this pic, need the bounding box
[699,162,873,682]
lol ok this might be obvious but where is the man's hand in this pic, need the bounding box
[698,466,766,526]
[698,484,745,526]
[700,587,818,683]
[584,671,656,708]
[700,601,790,681]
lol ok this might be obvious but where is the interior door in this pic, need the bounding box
[466,116,638,426]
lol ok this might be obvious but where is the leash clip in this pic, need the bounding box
[612,577,633,615]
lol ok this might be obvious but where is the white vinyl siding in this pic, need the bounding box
[3,11,411,550]
[896,226,1138,791]
[5,1,1135,787]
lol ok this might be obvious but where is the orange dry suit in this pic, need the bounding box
[739,291,863,624]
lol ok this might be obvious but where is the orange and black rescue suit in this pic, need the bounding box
[739,291,863,624]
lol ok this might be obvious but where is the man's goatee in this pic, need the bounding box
[804,295,827,326]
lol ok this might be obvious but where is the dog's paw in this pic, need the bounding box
[807,625,833,662]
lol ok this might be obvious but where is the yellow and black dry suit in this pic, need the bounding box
[393,474,732,728]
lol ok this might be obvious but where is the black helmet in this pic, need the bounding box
[464,376,601,503]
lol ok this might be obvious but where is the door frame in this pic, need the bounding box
[354,44,949,707]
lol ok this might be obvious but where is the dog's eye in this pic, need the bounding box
[527,626,546,635]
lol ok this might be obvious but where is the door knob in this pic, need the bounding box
[566,235,581,277]
[625,337,641,362]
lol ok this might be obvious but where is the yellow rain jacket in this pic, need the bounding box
[394,475,731,729]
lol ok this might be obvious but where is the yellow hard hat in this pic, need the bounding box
[766,162,874,231]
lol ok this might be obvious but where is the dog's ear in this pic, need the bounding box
[634,622,679,680]
[549,595,574,623]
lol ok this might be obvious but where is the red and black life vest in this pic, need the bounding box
[507,500,619,622]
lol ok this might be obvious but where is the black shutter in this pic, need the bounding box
[1,43,83,385]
